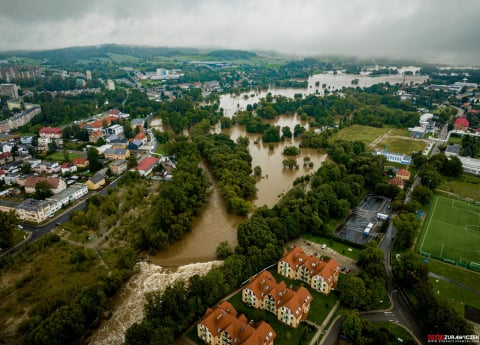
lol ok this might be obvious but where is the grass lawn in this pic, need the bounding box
[448,136,463,145]
[12,229,27,246]
[155,144,166,155]
[47,151,83,162]
[417,195,480,267]
[424,259,480,292]
[372,322,415,342]
[429,278,480,316]
[437,176,480,201]
[375,137,426,154]
[301,234,361,261]
[329,125,388,146]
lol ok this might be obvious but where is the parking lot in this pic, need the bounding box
[334,194,390,246]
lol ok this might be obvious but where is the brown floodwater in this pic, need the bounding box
[152,114,326,267]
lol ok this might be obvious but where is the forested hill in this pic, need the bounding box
[205,49,257,60]
[0,44,200,64]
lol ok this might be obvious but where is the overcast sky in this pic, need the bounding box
[1,0,479,65]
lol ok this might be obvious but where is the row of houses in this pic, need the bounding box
[0,183,87,223]
[197,248,340,345]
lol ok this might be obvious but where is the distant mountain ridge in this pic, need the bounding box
[0,44,258,64]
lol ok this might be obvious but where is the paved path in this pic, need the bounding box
[309,301,340,345]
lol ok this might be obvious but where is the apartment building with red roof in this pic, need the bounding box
[278,246,340,295]
[39,127,62,138]
[242,270,313,328]
[197,301,276,345]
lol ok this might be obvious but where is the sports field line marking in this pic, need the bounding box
[420,196,439,252]
[451,199,480,217]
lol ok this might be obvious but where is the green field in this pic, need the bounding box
[418,195,480,270]
[375,137,426,154]
[438,176,480,201]
[47,151,83,162]
[329,125,388,146]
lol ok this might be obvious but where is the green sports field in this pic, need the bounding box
[418,195,480,270]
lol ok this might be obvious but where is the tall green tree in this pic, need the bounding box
[87,148,102,173]
[0,210,18,248]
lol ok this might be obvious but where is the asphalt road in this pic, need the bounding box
[321,223,427,345]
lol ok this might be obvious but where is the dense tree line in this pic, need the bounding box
[195,134,256,215]
[337,242,388,310]
[0,210,18,248]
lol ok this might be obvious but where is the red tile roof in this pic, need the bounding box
[134,132,146,140]
[135,157,158,172]
[39,127,62,135]
[72,157,88,165]
[454,116,469,128]
[199,301,275,345]
[396,169,411,179]
[24,176,61,189]
[280,247,340,288]
[244,270,313,319]
[389,177,404,187]
[82,115,118,129]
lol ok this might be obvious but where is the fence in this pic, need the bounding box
[420,251,480,273]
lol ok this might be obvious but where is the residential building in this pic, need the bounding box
[457,156,480,175]
[127,140,143,151]
[134,132,147,143]
[131,156,158,176]
[103,124,124,136]
[16,198,51,223]
[278,247,340,295]
[0,106,41,133]
[242,270,313,328]
[197,301,276,345]
[39,127,62,139]
[24,176,67,194]
[104,148,130,160]
[396,169,411,180]
[109,159,128,175]
[86,168,107,190]
[0,152,13,164]
[89,130,104,143]
[388,177,405,190]
[46,183,88,214]
[130,118,145,130]
[108,137,128,148]
[61,162,77,175]
[72,157,89,168]
[0,83,19,99]
[107,79,115,90]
